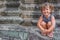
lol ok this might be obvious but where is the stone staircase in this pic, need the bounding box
[0,0,60,40]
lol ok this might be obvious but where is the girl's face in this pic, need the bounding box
[42,6,51,16]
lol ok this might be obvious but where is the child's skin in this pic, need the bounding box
[37,4,55,37]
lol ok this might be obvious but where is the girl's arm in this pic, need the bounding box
[48,16,56,32]
[37,16,45,31]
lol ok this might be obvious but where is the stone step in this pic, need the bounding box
[1,8,21,16]
[2,11,20,16]
[0,24,59,40]
[20,4,59,13]
[0,24,19,30]
[20,3,60,8]
[21,11,41,15]
[6,0,19,2]
[6,2,20,8]
[0,16,24,24]
[0,0,4,1]
[0,4,5,8]
[0,24,32,30]
[23,0,59,4]
[0,1,6,5]
[0,24,59,32]
[0,24,26,31]
[5,8,20,12]
[52,29,60,40]
[4,9,40,14]
[31,19,60,26]
[0,7,6,12]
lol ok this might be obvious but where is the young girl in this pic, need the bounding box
[37,3,56,38]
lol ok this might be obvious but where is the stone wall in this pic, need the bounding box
[0,0,60,40]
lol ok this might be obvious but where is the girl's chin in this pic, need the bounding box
[45,15,48,16]
[43,14,48,16]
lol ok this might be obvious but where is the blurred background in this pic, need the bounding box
[0,0,60,40]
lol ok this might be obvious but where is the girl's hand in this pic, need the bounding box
[46,30,50,34]
[43,29,50,34]
[42,29,47,34]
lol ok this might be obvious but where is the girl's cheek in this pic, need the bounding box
[42,10,45,12]
[42,11,46,13]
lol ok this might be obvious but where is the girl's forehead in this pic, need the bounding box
[43,6,50,9]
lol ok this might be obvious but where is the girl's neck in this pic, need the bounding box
[45,14,51,18]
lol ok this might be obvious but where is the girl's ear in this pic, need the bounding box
[51,9,54,13]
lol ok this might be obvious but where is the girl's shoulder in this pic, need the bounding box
[39,15,43,18]
[38,15,43,20]
[51,15,55,20]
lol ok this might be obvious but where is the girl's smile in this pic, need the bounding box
[42,6,51,18]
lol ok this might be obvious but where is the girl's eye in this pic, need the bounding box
[46,8,48,10]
